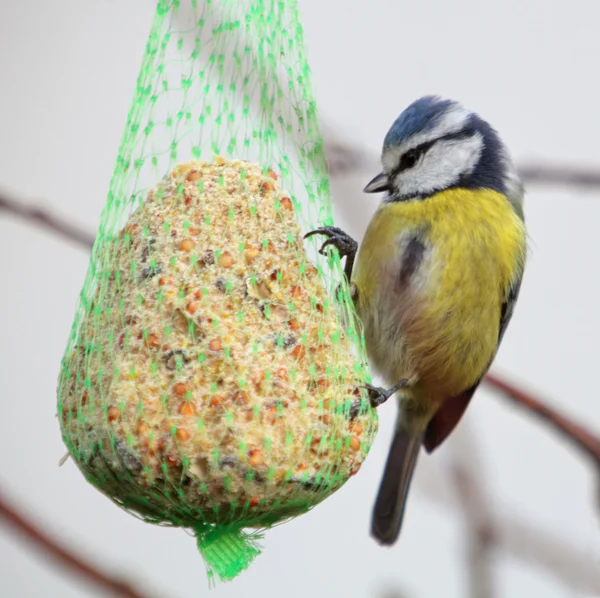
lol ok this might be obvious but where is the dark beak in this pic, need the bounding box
[363,172,390,194]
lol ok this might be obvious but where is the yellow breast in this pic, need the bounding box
[353,187,526,399]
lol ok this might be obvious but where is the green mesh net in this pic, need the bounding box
[57,0,378,583]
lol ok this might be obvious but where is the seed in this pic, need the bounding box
[178,401,195,415]
[252,370,264,389]
[201,250,215,265]
[269,305,289,322]
[218,251,234,268]
[323,398,336,410]
[246,277,271,300]
[260,181,273,194]
[352,423,363,435]
[184,195,193,206]
[288,319,299,331]
[350,436,361,451]
[186,301,197,315]
[276,367,288,381]
[166,454,179,467]
[250,497,260,507]
[350,464,361,477]
[125,223,139,236]
[173,382,188,396]
[267,169,277,180]
[280,197,293,211]
[214,155,225,166]
[291,345,306,360]
[158,276,174,287]
[290,286,302,298]
[186,169,200,182]
[232,390,249,404]
[209,338,222,351]
[107,406,120,421]
[136,421,148,436]
[176,428,191,442]
[179,239,194,252]
[248,449,262,467]
[244,246,260,264]
[144,333,160,348]
[210,395,225,407]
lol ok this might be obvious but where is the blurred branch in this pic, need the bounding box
[418,435,600,594]
[323,130,600,190]
[0,189,95,250]
[448,425,497,598]
[517,164,600,189]
[0,488,157,598]
[484,373,600,468]
[451,464,496,598]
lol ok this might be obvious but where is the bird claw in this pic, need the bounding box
[304,226,358,261]
[304,226,358,282]
[363,379,409,408]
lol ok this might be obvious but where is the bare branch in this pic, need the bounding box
[448,425,497,598]
[416,441,600,594]
[323,130,600,190]
[484,372,600,468]
[518,164,600,189]
[0,189,95,250]
[0,488,159,598]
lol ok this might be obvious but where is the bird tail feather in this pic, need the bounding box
[371,422,422,545]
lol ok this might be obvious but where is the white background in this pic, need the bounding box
[1,1,599,597]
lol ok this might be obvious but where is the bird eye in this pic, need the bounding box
[401,149,420,169]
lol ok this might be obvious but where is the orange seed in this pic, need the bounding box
[209,338,222,352]
[179,239,194,252]
[173,382,188,396]
[218,251,234,268]
[178,401,195,416]
[176,428,191,442]
[107,406,120,422]
[248,449,262,467]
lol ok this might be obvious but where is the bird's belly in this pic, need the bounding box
[356,251,500,400]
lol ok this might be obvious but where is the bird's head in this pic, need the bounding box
[364,96,523,211]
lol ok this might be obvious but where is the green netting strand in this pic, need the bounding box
[195,524,263,583]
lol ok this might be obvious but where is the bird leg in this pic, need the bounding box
[364,379,410,408]
[304,226,358,283]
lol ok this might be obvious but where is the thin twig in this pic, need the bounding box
[0,488,157,598]
[484,372,600,468]
[0,190,95,250]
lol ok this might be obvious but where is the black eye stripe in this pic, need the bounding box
[389,129,474,180]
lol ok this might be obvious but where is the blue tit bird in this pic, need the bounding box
[306,96,527,546]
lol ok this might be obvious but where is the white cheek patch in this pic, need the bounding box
[394,133,484,198]
[383,104,471,171]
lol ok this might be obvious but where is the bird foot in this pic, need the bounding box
[304,226,358,281]
[364,379,409,408]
